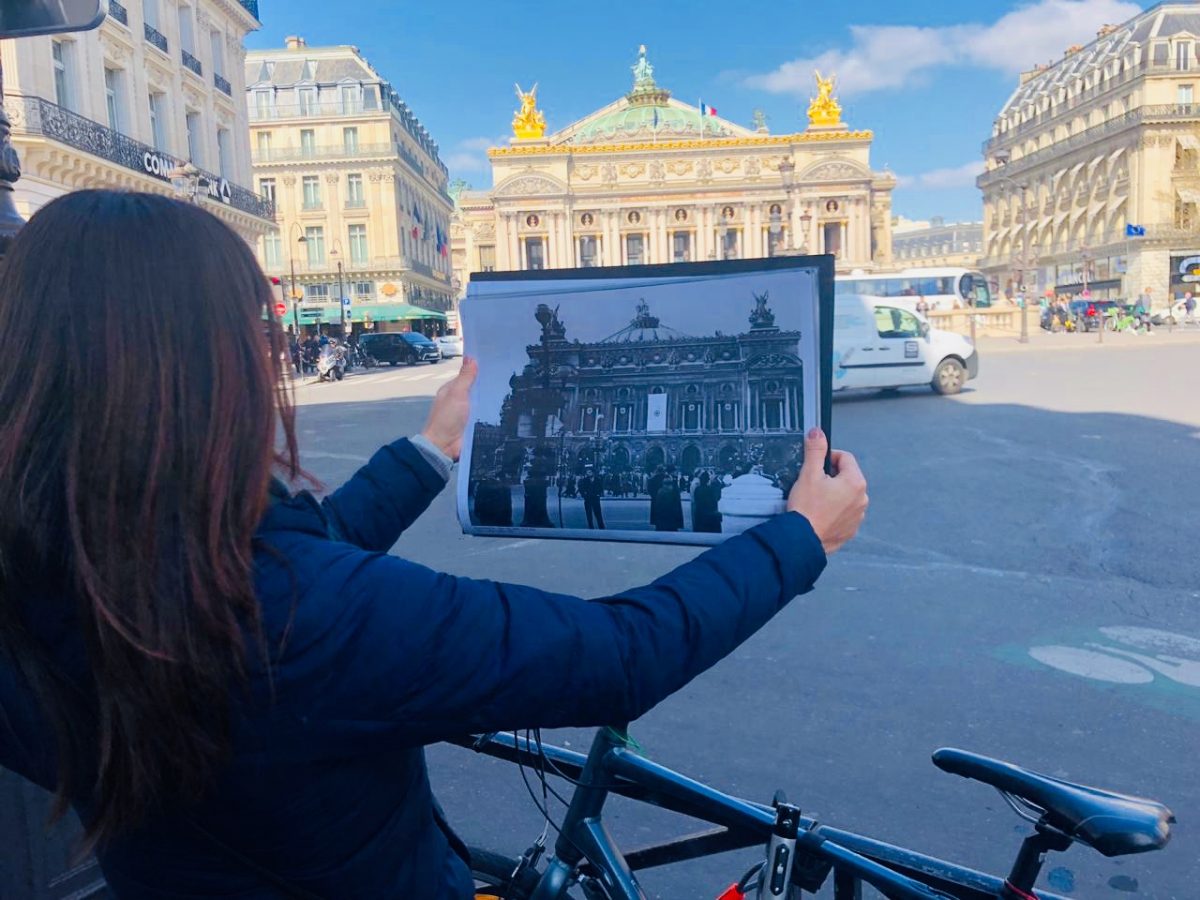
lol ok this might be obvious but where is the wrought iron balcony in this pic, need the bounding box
[214,73,232,96]
[107,0,128,26]
[5,94,274,221]
[144,23,168,53]
[182,50,202,77]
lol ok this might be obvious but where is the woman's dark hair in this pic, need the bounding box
[0,191,299,850]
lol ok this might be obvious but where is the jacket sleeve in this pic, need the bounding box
[319,438,447,552]
[281,512,826,748]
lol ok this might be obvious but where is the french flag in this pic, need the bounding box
[700,102,718,117]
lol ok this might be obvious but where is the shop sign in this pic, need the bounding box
[141,151,232,204]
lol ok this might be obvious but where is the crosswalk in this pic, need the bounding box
[293,365,455,392]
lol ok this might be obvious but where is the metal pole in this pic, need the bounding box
[1018,185,1030,344]
[337,259,346,336]
[289,254,299,333]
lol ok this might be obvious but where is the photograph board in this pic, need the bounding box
[458,256,835,546]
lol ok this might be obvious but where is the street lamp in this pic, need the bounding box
[779,156,797,253]
[521,303,559,528]
[991,152,1035,344]
[168,162,210,204]
[329,240,348,338]
[288,223,306,335]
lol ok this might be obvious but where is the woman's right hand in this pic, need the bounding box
[787,428,868,555]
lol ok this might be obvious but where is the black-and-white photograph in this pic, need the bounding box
[459,259,832,545]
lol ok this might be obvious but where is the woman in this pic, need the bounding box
[0,192,867,898]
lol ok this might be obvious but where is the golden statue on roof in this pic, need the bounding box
[807,70,843,128]
[512,83,546,140]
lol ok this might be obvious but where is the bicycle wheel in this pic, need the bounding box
[470,847,540,899]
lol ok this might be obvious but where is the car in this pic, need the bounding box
[435,334,464,357]
[1152,298,1200,326]
[358,332,441,366]
[833,294,979,395]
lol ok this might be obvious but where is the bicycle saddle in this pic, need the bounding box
[932,749,1174,857]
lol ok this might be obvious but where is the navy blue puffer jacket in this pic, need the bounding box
[0,438,826,897]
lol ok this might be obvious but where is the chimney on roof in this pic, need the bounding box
[1098,24,1117,38]
[285,36,306,50]
[1065,44,1083,57]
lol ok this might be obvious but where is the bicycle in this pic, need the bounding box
[455,726,1173,900]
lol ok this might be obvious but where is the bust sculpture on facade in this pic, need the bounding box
[512,83,547,140]
[807,70,843,128]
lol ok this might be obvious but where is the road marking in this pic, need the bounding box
[1028,626,1200,689]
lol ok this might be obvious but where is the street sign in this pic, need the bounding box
[341,296,352,307]
[273,301,287,317]
[1126,224,1146,237]
[299,306,324,320]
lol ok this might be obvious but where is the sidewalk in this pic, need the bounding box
[976,325,1200,354]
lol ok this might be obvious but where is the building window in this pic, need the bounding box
[52,41,73,109]
[256,131,272,159]
[185,111,202,163]
[625,233,645,265]
[254,89,273,119]
[216,127,231,178]
[721,229,739,260]
[104,67,124,131]
[719,402,738,431]
[142,0,158,29]
[354,281,374,299]
[348,224,368,264]
[298,87,317,116]
[1179,84,1194,106]
[823,222,842,257]
[259,178,276,205]
[302,175,321,210]
[579,235,599,267]
[339,84,362,114]
[262,231,282,268]
[478,244,496,272]
[682,401,701,431]
[343,127,359,154]
[346,173,365,206]
[300,129,315,156]
[524,237,545,270]
[305,283,329,301]
[148,91,167,149]
[672,231,691,262]
[305,226,325,265]
[1178,41,1193,71]
[209,28,225,76]
[177,3,195,54]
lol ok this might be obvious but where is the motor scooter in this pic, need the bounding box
[316,344,346,382]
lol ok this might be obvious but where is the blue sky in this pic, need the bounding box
[246,0,1147,223]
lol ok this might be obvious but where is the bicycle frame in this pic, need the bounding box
[450,729,1072,900]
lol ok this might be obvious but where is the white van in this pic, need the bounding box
[833,294,979,395]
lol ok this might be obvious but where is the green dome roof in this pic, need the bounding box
[565,102,735,145]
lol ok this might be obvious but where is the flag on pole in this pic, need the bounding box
[410,203,422,240]
[700,102,718,117]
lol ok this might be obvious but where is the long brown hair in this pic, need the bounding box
[0,191,299,850]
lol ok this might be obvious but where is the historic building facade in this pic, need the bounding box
[2,0,272,239]
[247,37,453,331]
[892,217,983,268]
[474,293,806,485]
[980,3,1200,306]
[453,48,896,289]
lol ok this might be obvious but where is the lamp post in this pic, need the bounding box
[779,156,797,253]
[991,154,1035,344]
[288,223,307,336]
[329,240,348,338]
[521,303,558,528]
[168,162,210,204]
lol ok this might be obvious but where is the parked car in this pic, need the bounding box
[435,334,464,357]
[358,332,441,366]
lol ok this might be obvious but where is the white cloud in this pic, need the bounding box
[896,160,986,191]
[445,135,507,174]
[744,0,1142,97]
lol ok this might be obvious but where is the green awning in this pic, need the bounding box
[352,303,446,322]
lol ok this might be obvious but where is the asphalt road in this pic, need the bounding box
[292,333,1200,899]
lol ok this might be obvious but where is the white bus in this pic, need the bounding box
[838,267,994,309]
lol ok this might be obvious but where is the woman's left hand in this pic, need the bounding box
[420,357,478,462]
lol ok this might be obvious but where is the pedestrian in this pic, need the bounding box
[0,194,871,900]
[1185,292,1196,324]
[473,470,514,527]
[653,467,685,533]
[691,471,723,534]
[916,295,929,315]
[647,464,665,527]
[579,466,606,530]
